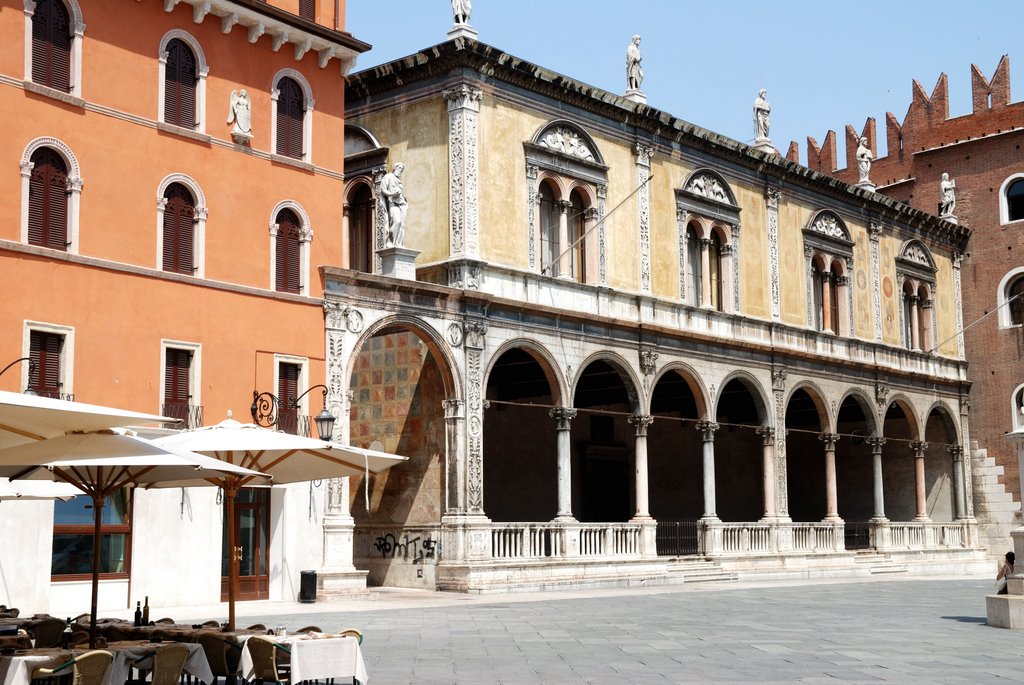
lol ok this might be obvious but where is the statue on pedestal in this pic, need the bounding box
[380,162,408,248]
[940,172,957,217]
[626,35,643,92]
[753,89,771,143]
[452,0,471,25]
[856,136,873,185]
[226,89,252,143]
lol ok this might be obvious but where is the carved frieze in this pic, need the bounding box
[539,126,595,161]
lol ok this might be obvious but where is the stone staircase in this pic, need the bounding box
[970,443,1021,558]
[664,557,738,584]
[854,551,908,575]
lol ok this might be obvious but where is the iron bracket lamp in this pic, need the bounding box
[250,384,335,441]
[0,357,38,395]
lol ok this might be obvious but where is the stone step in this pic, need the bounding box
[869,564,909,574]
[665,558,738,584]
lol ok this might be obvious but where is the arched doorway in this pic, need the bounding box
[835,394,875,524]
[881,400,919,522]
[714,377,766,522]
[785,387,827,522]
[923,406,959,522]
[483,347,559,522]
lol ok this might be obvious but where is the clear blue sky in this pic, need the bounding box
[346,1,1024,169]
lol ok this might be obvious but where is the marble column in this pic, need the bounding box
[628,414,654,519]
[550,407,577,520]
[443,399,466,514]
[756,426,777,520]
[949,445,966,519]
[910,295,921,351]
[910,440,930,521]
[867,436,887,521]
[819,432,841,522]
[699,239,712,308]
[821,274,833,332]
[341,202,351,269]
[696,420,719,520]
[557,200,572,279]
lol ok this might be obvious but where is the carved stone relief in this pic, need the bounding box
[809,212,848,240]
[870,222,883,341]
[635,145,653,293]
[444,85,482,258]
[686,173,731,203]
[539,126,596,161]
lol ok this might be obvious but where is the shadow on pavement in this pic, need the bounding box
[941,615,988,624]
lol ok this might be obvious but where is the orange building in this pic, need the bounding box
[0,0,368,610]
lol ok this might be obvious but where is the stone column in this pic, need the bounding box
[921,299,935,351]
[821,273,833,332]
[910,295,921,351]
[756,426,777,520]
[700,239,712,308]
[819,432,841,522]
[341,202,351,269]
[949,445,966,520]
[696,420,719,520]
[910,440,930,521]
[557,200,572,279]
[443,399,466,514]
[867,436,887,522]
[628,414,653,519]
[550,407,578,520]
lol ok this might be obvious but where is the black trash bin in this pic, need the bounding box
[298,570,317,603]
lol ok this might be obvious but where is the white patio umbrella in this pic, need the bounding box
[0,389,177,450]
[0,477,81,500]
[154,417,406,629]
[0,429,269,648]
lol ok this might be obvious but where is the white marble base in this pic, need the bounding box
[379,246,420,281]
[316,569,370,597]
[856,181,877,192]
[986,593,1024,629]
[231,130,253,145]
[447,24,478,40]
[625,89,647,104]
[753,138,775,154]
[939,213,959,224]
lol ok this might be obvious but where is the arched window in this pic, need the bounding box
[28,147,68,250]
[1013,385,1024,431]
[686,222,702,305]
[1007,179,1024,222]
[348,183,374,273]
[902,282,915,350]
[163,38,197,129]
[31,0,72,92]
[708,230,723,311]
[568,189,586,283]
[811,256,826,331]
[828,263,841,333]
[276,77,305,159]
[274,208,302,293]
[162,183,195,274]
[1009,275,1024,326]
[539,181,559,277]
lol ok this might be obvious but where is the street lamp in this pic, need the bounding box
[0,357,38,395]
[250,384,335,441]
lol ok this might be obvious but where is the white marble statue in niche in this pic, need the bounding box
[380,162,408,248]
[451,0,471,25]
[939,172,956,217]
[227,89,252,143]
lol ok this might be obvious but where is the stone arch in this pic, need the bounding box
[714,370,770,425]
[532,119,604,165]
[21,136,81,180]
[158,172,207,213]
[785,381,832,430]
[649,362,709,417]
[923,400,960,445]
[344,124,382,155]
[158,28,208,73]
[485,338,566,407]
[805,209,852,242]
[572,351,642,411]
[26,0,84,31]
[269,199,312,238]
[883,393,921,440]
[681,169,737,206]
[897,239,937,271]
[836,388,879,436]
[784,381,832,522]
[270,67,315,107]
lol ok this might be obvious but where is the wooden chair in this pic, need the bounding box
[32,650,113,685]
[150,643,190,685]
[197,633,241,685]
[155,617,176,625]
[294,626,321,634]
[337,628,363,645]
[201,620,221,628]
[245,637,289,685]
[30,617,67,648]
[246,624,266,632]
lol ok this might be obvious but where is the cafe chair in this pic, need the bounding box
[294,626,321,634]
[155,618,176,625]
[30,617,67,648]
[32,650,113,685]
[150,643,190,685]
[245,624,266,632]
[70,630,91,646]
[72,614,91,625]
[197,633,242,685]
[0,606,19,618]
[201,621,221,628]
[246,637,290,685]
[337,628,363,645]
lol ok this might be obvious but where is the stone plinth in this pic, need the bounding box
[447,24,478,41]
[985,524,1024,629]
[856,181,877,192]
[625,89,646,105]
[379,246,420,281]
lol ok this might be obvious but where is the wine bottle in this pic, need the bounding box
[142,596,150,625]
[134,601,142,627]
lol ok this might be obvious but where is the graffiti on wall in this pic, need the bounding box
[372,532,439,564]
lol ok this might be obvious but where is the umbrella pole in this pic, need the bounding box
[89,493,103,649]
[226,484,237,631]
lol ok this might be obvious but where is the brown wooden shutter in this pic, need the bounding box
[29,331,63,397]
[274,209,301,293]
[28,148,68,250]
[277,363,300,433]
[299,0,315,20]
[164,349,191,404]
[165,39,197,128]
[31,0,71,92]
[162,183,196,274]
[276,78,304,158]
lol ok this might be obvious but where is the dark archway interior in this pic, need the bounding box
[483,348,556,522]
[835,396,873,521]
[714,379,763,522]
[648,371,702,520]
[785,389,825,522]
[881,403,916,521]
[923,409,957,522]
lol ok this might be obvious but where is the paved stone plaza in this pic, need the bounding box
[202,577,1018,683]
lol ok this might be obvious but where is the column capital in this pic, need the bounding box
[628,414,654,436]
[549,406,578,430]
[866,436,886,451]
[818,432,840,450]
[556,199,572,214]
[947,445,964,461]
[695,420,719,441]
[442,398,465,419]
[442,84,483,112]
[755,425,775,445]
[909,440,928,455]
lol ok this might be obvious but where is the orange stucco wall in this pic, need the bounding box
[0,0,360,419]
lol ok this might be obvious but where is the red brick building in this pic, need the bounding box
[791,57,1024,551]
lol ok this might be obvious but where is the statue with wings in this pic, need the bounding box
[227,89,252,141]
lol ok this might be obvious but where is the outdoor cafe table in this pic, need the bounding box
[0,641,213,685]
[238,634,367,685]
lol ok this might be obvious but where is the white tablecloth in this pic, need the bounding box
[0,643,214,685]
[0,650,68,685]
[239,635,367,685]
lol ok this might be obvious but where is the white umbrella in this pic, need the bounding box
[0,389,176,450]
[0,429,269,647]
[155,417,406,628]
[0,477,81,501]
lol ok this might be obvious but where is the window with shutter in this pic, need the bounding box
[162,183,196,274]
[274,209,302,293]
[31,0,72,92]
[349,184,374,273]
[28,148,69,250]
[29,331,64,399]
[165,39,198,128]
[276,78,304,159]
[163,348,192,423]
[299,0,315,20]
[277,362,300,434]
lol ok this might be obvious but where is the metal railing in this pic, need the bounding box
[161,403,203,429]
[277,410,311,437]
[655,520,700,556]
[32,390,74,401]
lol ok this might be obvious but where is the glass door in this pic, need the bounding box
[221,488,270,601]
